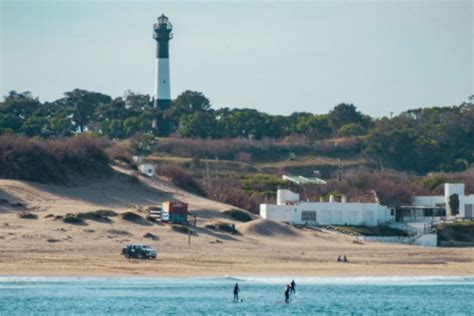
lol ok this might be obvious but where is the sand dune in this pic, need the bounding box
[1,168,473,277]
[238,219,303,238]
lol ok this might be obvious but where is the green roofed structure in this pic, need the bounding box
[282,175,327,185]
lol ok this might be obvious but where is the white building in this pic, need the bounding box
[260,189,395,227]
[138,163,156,177]
[413,183,474,218]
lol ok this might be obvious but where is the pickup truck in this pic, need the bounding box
[122,244,157,259]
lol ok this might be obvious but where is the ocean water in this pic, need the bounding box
[0,276,473,315]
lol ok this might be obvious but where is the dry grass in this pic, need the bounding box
[0,135,111,183]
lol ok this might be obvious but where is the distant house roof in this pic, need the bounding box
[347,190,379,204]
[282,175,327,185]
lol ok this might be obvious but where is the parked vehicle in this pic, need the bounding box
[122,244,157,259]
[148,201,189,224]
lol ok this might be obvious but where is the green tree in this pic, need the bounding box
[59,89,112,133]
[177,111,217,138]
[0,113,22,134]
[338,123,364,136]
[295,114,332,139]
[164,90,212,132]
[0,91,42,134]
[21,116,47,136]
[47,115,73,137]
[328,103,370,134]
[449,193,459,216]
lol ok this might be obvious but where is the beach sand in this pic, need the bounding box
[1,169,473,277]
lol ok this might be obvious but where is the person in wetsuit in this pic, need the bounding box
[233,283,240,302]
[290,280,296,294]
[284,284,291,303]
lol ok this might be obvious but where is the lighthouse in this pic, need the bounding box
[152,14,173,130]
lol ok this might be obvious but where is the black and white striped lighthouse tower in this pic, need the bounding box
[152,14,173,130]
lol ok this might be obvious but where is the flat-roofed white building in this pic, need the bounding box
[138,163,156,177]
[260,189,395,227]
[413,183,474,218]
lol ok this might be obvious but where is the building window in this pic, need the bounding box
[301,211,316,221]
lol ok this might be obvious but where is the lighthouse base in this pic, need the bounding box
[152,98,172,135]
[157,99,172,110]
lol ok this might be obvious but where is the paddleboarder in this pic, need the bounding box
[290,280,296,295]
[284,284,291,303]
[233,283,240,302]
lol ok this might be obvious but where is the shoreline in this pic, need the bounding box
[1,274,473,280]
[1,266,474,278]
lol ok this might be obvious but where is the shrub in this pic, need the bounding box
[17,212,38,219]
[10,202,26,208]
[107,229,131,236]
[0,135,110,183]
[235,152,252,163]
[205,221,238,234]
[171,224,195,235]
[156,164,206,196]
[76,211,114,223]
[203,178,271,214]
[63,214,86,225]
[94,209,118,217]
[120,211,143,222]
[334,225,407,237]
[156,137,331,162]
[338,123,364,136]
[223,209,252,222]
[143,232,159,240]
[106,143,133,164]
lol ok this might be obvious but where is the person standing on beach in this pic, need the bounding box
[290,280,296,295]
[284,284,291,303]
[233,283,240,302]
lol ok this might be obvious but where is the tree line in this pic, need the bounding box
[0,89,472,173]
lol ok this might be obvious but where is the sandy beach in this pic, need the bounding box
[1,169,473,278]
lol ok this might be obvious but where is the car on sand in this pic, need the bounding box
[122,244,157,259]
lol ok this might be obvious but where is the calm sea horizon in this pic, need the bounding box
[0,275,473,315]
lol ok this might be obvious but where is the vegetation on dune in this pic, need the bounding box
[62,211,117,224]
[200,168,473,213]
[143,232,159,241]
[171,224,195,235]
[437,221,474,244]
[222,209,253,222]
[17,212,38,219]
[205,221,239,234]
[1,89,472,215]
[63,214,86,225]
[0,134,110,183]
[156,164,207,196]
[333,225,408,237]
[120,211,144,222]
[76,210,117,222]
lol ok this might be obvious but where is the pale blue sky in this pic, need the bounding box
[1,0,472,116]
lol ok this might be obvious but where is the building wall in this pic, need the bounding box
[459,195,474,218]
[277,189,300,205]
[413,196,445,206]
[138,164,155,176]
[260,202,394,227]
[260,204,296,222]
